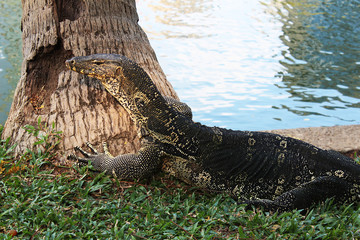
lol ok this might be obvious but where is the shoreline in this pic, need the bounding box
[264,124,360,154]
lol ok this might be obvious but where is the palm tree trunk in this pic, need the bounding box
[2,0,178,159]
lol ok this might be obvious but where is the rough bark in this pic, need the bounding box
[2,0,178,160]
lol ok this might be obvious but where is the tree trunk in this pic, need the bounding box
[2,0,178,160]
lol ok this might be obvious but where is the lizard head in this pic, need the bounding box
[66,54,197,156]
[66,54,167,122]
[66,54,137,81]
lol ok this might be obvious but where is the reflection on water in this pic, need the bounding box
[0,0,22,124]
[0,0,359,130]
[139,0,216,39]
[273,0,360,113]
[137,0,360,130]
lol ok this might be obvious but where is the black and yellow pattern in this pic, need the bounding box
[66,54,360,211]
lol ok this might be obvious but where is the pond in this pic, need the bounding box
[0,0,359,130]
[0,0,22,125]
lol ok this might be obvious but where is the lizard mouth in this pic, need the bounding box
[65,59,82,73]
[65,59,94,76]
[65,59,76,69]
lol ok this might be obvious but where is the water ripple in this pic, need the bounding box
[138,0,360,130]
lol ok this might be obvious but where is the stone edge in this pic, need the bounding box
[264,124,360,153]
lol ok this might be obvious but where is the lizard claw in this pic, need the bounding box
[67,153,78,161]
[86,142,98,154]
[74,145,93,157]
[74,142,112,157]
[69,142,114,172]
[102,142,114,158]
[67,153,90,165]
[69,144,99,166]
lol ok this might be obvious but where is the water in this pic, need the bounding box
[137,0,360,130]
[0,0,359,130]
[0,0,22,124]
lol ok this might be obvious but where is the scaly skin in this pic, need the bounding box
[66,54,360,211]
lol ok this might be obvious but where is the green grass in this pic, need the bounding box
[1,123,360,239]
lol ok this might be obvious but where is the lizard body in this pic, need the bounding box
[66,54,360,211]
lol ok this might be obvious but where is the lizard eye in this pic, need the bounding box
[93,60,104,65]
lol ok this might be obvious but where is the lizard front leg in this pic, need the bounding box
[68,143,163,179]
